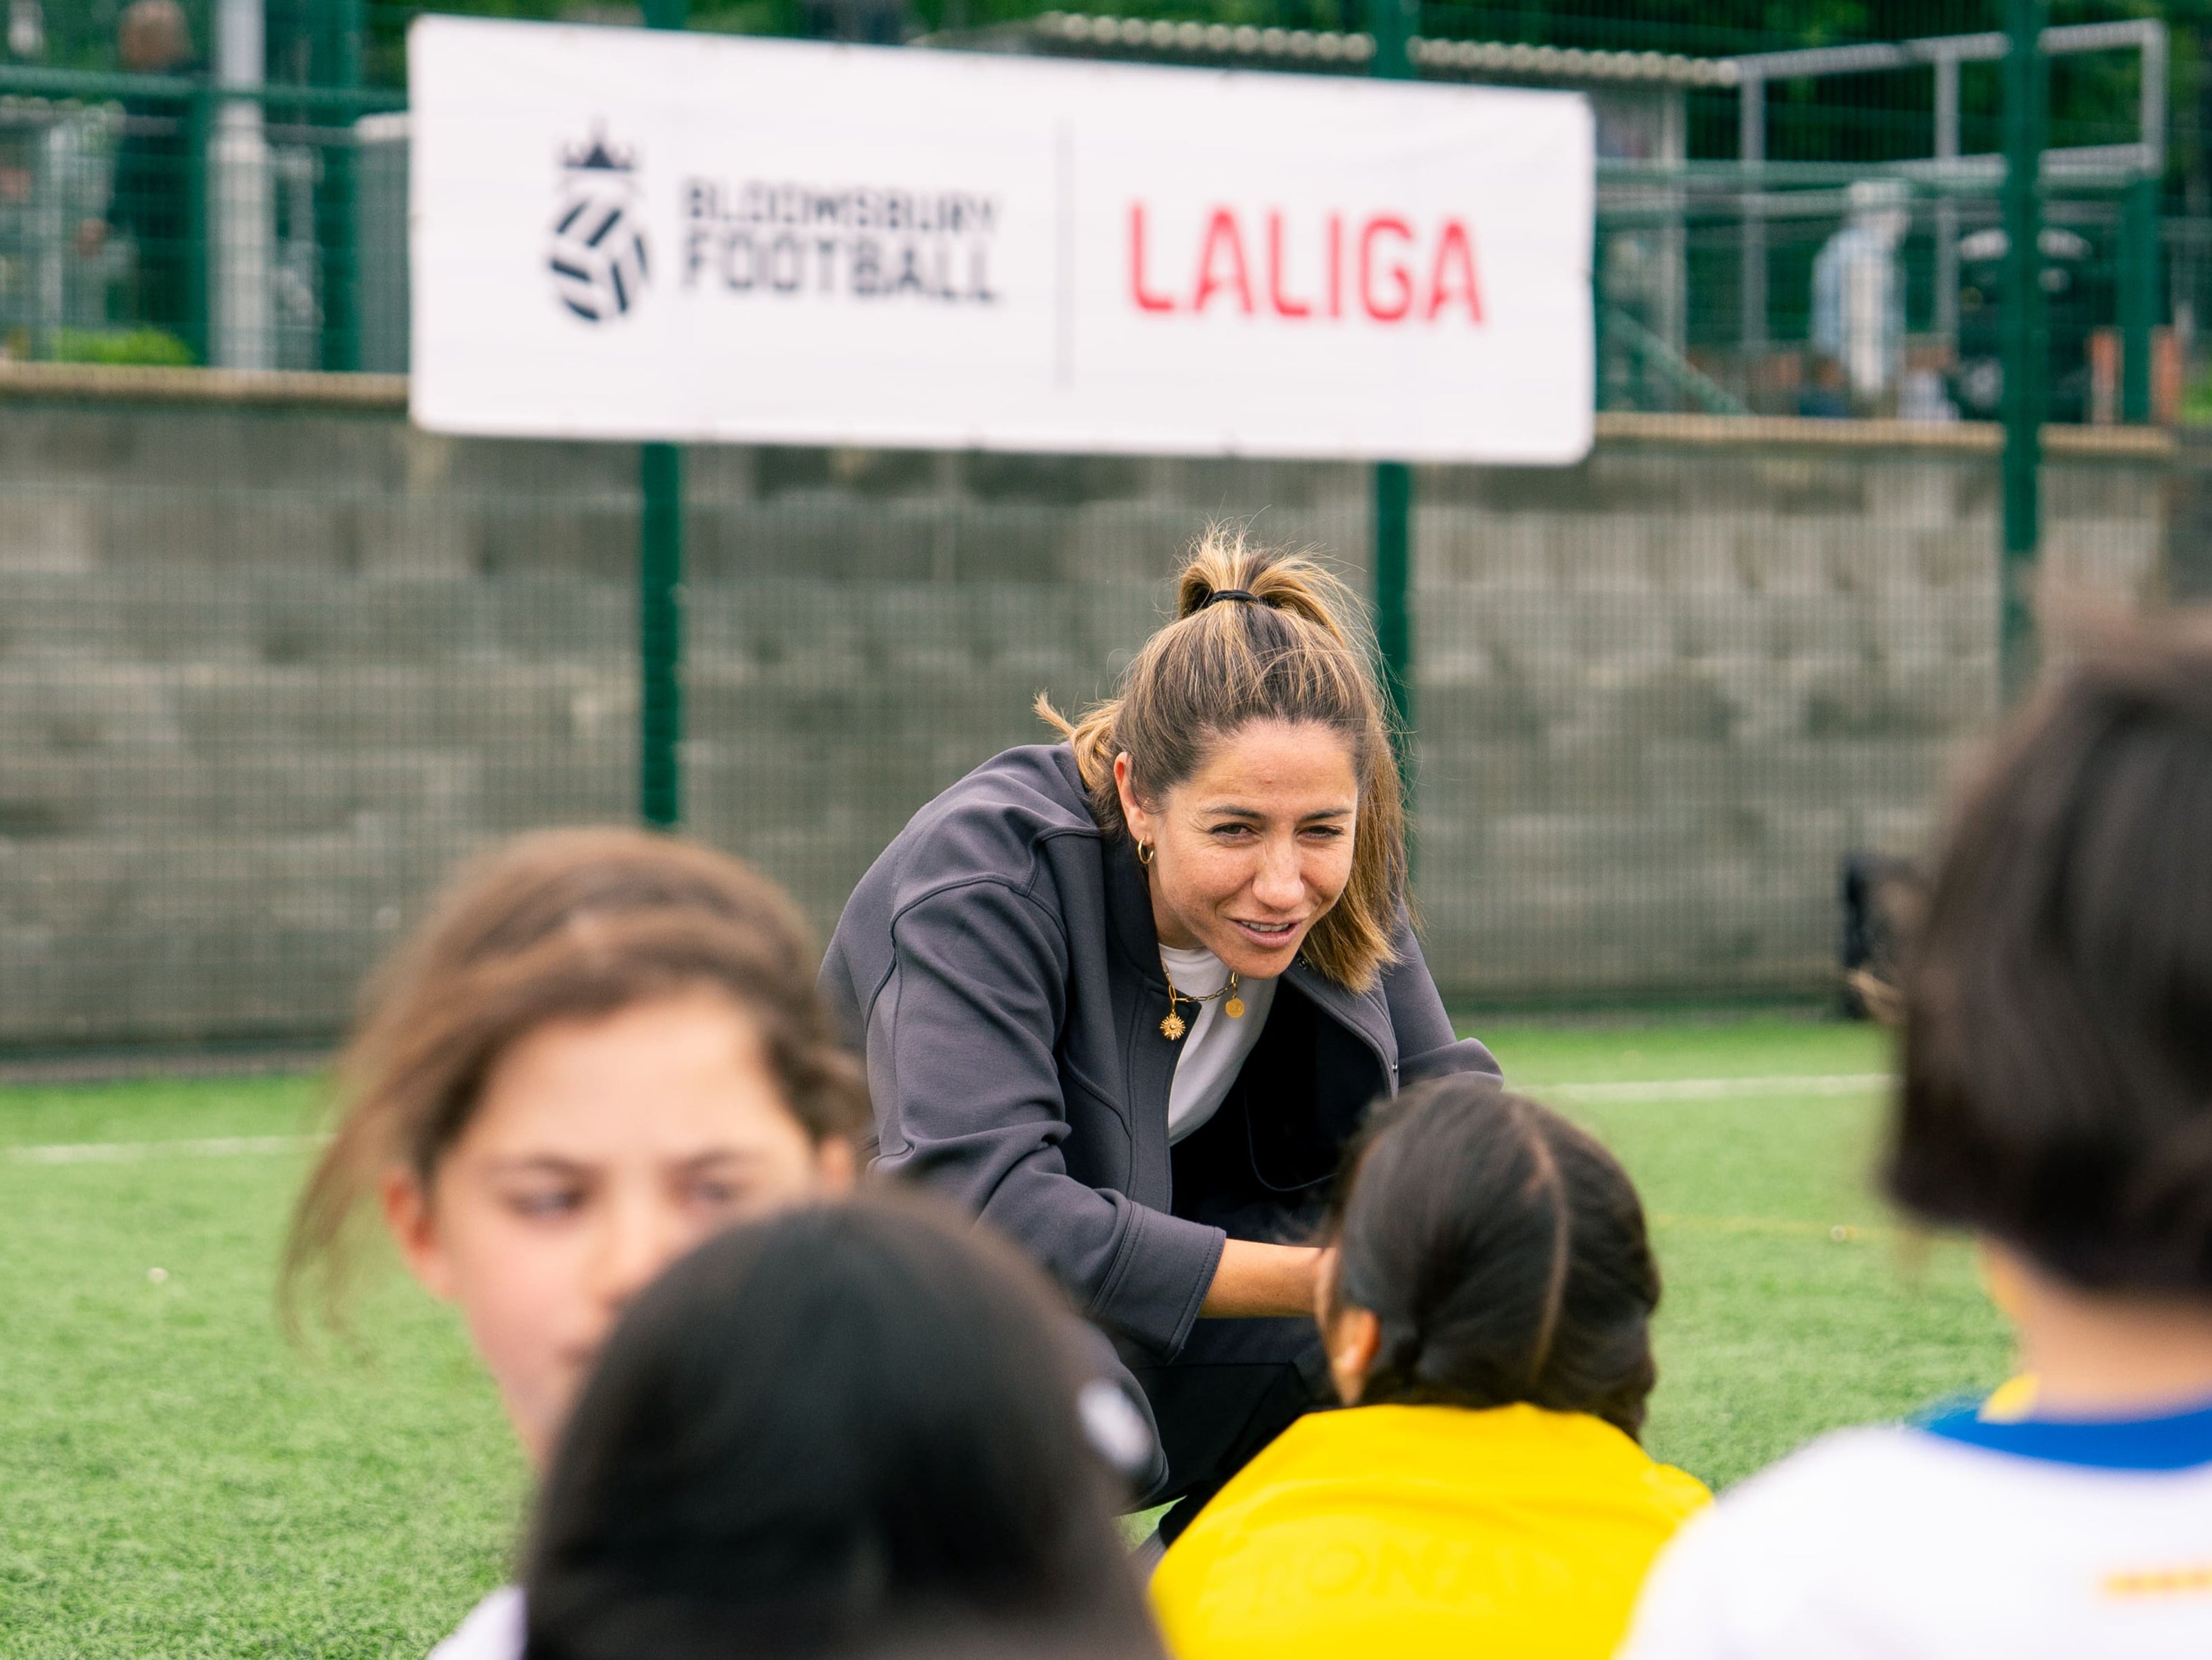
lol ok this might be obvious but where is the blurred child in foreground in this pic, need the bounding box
[1150,1074,1709,1659]
[521,1196,1166,1660]
[282,829,868,1659]
[1621,614,2212,1659]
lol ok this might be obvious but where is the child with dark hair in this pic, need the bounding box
[521,1196,1167,1660]
[1622,614,2212,1659]
[1149,1075,1708,1658]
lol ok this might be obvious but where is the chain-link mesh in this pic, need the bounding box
[1598,168,2171,423]
[0,73,398,374]
[0,4,2198,1047]
[0,389,2177,1044]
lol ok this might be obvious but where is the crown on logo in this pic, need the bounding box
[562,129,636,172]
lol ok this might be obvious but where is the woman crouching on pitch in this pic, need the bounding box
[822,530,1500,1540]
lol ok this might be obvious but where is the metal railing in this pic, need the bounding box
[0,66,399,370]
[0,8,2178,415]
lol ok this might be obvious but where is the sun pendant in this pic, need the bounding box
[1223,996,1246,1019]
[1159,1010,1187,1041]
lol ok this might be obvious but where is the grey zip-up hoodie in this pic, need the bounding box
[822,744,1498,1362]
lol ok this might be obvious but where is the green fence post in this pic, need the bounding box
[640,441,686,829]
[2000,0,2047,704]
[1592,227,1607,412]
[184,85,211,365]
[1370,0,1415,780]
[640,0,688,829]
[1373,460,1414,752]
[2120,171,2157,425]
[322,0,365,372]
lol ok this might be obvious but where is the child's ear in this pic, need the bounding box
[1313,1244,1384,1397]
[1324,1304,1383,1407]
[1313,1242,1342,1328]
[1978,1237,2028,1322]
[381,1166,456,1302]
[813,1135,859,1195]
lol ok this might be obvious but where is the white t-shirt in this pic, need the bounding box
[427,1586,523,1660]
[1619,1401,2212,1660]
[1158,944,1276,1145]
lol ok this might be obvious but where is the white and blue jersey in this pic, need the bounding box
[427,1586,521,1660]
[1618,1392,2212,1659]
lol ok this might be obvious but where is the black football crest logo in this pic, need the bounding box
[550,131,648,322]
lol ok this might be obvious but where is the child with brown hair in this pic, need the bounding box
[284,827,870,1659]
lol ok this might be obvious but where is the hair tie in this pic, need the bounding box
[1199,588,1261,609]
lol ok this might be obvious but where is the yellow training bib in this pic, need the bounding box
[1152,1402,1709,1660]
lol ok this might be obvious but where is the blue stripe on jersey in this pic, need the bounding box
[1921,1399,2212,1471]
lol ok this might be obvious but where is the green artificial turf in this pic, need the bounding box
[1477,1016,2011,1488]
[0,1077,527,1659]
[0,1017,2013,1655]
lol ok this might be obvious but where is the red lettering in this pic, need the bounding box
[1428,220,1483,322]
[1129,204,1175,313]
[1327,214,1343,318]
[1193,209,1254,313]
[1136,207,1479,327]
[1361,216,1414,322]
[1267,211,1309,318]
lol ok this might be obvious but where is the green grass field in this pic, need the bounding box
[0,1016,2013,1657]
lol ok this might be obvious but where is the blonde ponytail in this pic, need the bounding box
[1036,527,1406,991]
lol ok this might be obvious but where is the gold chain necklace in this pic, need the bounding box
[1159,954,1243,1041]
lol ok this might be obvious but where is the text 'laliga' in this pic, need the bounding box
[1129,203,1484,324]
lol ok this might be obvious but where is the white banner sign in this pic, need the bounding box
[409,17,1593,462]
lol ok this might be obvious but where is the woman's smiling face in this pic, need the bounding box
[1116,717,1360,981]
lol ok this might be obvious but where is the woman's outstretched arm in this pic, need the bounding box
[1201,1240,1322,1318]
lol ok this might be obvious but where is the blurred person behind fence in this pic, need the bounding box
[79,0,199,342]
[521,1196,1167,1660]
[1150,1074,1707,1659]
[1621,612,2212,1660]
[1809,179,1908,415]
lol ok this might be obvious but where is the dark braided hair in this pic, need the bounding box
[1324,1075,1661,1440]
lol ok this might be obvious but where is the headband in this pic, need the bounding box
[1199,588,1262,609]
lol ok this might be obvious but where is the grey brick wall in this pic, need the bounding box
[0,400,2169,1045]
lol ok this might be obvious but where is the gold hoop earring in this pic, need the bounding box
[1135,840,1154,867]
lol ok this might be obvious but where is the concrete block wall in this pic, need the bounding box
[1413,433,2166,996]
[0,398,2169,1045]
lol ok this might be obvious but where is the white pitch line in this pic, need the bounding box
[1537,1072,1890,1103]
[6,1133,327,1165]
[1,1075,1892,1164]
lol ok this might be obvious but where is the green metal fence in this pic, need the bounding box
[0,2,2202,1051]
[0,7,2181,391]
[0,68,398,371]
[0,12,2180,384]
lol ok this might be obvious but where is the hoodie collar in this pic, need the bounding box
[1286,952,1398,1077]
